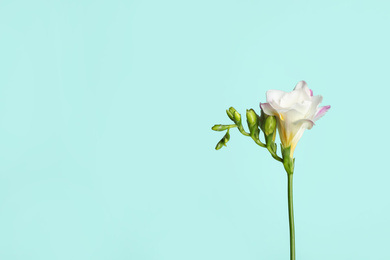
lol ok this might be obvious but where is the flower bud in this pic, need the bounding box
[226,107,238,121]
[226,107,242,125]
[226,109,234,121]
[264,116,276,136]
[224,130,230,142]
[246,109,259,138]
[246,109,258,129]
[211,124,230,131]
[215,140,224,150]
[229,107,236,114]
[233,111,241,123]
[215,130,230,150]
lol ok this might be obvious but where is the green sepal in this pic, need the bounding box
[259,109,267,133]
[265,134,275,148]
[281,144,294,175]
[272,143,277,153]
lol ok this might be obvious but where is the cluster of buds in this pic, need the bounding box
[211,107,282,163]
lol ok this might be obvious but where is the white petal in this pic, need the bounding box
[291,119,314,144]
[282,118,314,156]
[292,100,312,115]
[279,87,310,108]
[293,119,315,130]
[289,124,307,156]
[266,89,288,108]
[281,108,306,122]
[260,102,277,116]
[294,80,312,97]
[294,80,307,90]
[305,95,323,119]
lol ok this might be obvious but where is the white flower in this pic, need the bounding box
[260,81,330,157]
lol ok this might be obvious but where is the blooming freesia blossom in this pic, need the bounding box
[260,81,330,157]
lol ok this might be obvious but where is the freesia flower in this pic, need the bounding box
[260,81,330,158]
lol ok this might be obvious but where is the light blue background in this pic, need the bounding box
[0,0,388,259]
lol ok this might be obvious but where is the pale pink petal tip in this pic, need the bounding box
[314,105,331,121]
[309,89,313,96]
[294,80,307,90]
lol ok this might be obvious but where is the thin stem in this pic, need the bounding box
[237,126,250,136]
[253,137,266,148]
[267,146,283,162]
[287,173,295,260]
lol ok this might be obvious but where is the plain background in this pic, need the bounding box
[0,0,388,259]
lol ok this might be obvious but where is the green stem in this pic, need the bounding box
[253,137,266,147]
[287,173,295,260]
[238,126,250,136]
[267,146,283,162]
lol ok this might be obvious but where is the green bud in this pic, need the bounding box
[227,107,237,120]
[215,130,230,150]
[264,116,276,136]
[229,107,236,115]
[246,109,260,138]
[224,130,230,143]
[215,140,224,150]
[211,124,230,131]
[246,109,258,128]
[226,109,234,121]
[233,111,241,123]
[226,107,242,126]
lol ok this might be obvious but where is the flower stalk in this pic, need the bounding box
[287,172,295,260]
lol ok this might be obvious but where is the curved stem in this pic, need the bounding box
[253,137,266,148]
[238,126,250,136]
[287,173,295,260]
[267,146,283,162]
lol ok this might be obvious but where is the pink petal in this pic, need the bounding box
[309,89,313,96]
[314,105,331,121]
